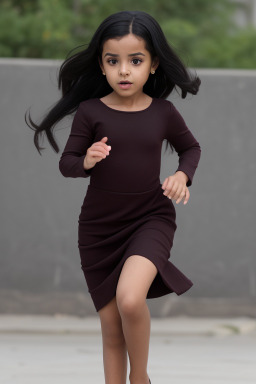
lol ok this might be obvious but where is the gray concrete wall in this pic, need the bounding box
[1,58,255,317]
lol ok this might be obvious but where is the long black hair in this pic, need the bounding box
[25,10,201,155]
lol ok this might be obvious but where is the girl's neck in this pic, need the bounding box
[100,92,153,111]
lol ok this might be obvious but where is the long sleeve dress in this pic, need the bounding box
[59,97,201,312]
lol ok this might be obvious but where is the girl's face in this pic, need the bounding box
[99,34,159,98]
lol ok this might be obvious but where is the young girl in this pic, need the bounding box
[26,10,201,384]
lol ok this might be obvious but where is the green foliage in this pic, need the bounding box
[0,0,255,68]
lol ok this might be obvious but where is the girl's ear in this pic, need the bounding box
[152,57,160,71]
[98,57,104,72]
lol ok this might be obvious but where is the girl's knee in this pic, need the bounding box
[116,291,145,318]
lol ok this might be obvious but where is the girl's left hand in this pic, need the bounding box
[161,171,190,205]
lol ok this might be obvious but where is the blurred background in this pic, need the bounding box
[0,0,256,67]
[0,0,255,317]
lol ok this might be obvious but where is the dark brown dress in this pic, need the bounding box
[59,97,201,312]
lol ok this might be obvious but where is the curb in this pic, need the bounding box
[0,315,256,336]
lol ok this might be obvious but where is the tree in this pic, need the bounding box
[0,0,255,68]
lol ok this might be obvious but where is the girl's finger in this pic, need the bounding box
[92,143,111,155]
[162,176,175,191]
[163,179,175,196]
[167,182,179,199]
[88,149,108,159]
[92,143,110,154]
[162,178,168,190]
[183,188,190,205]
[172,184,183,200]
[175,188,186,204]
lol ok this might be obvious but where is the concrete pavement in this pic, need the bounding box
[0,315,256,384]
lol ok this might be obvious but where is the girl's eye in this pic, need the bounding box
[107,58,142,65]
[132,58,142,65]
[107,59,118,65]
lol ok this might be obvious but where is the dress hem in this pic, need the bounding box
[84,252,193,312]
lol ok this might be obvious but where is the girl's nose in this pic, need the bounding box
[119,66,130,76]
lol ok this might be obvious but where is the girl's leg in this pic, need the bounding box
[98,296,128,384]
[116,255,158,384]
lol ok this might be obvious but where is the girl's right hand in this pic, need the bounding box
[83,137,111,170]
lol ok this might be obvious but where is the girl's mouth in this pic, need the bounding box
[119,81,132,90]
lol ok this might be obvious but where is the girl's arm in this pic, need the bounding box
[166,102,201,187]
[59,103,94,178]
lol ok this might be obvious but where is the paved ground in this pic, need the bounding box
[0,315,256,384]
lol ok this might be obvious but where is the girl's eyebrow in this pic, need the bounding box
[104,52,145,58]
